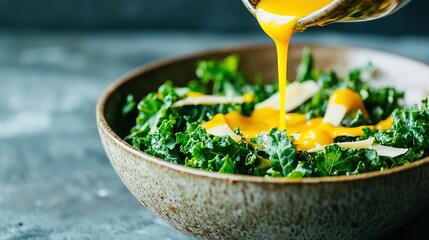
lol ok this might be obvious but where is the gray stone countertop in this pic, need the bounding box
[1,31,429,240]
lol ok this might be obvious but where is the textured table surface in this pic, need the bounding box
[1,31,429,240]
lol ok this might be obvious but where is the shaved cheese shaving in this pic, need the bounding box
[286,81,320,111]
[255,80,319,112]
[306,138,409,158]
[205,124,242,142]
[369,144,408,158]
[174,87,190,97]
[322,103,347,127]
[307,138,374,153]
[173,95,245,107]
[254,93,279,110]
[336,138,375,149]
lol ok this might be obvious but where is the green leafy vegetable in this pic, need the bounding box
[296,47,313,82]
[313,145,383,176]
[144,118,182,164]
[122,94,136,115]
[375,99,429,163]
[176,123,252,174]
[123,52,429,178]
[252,129,298,177]
[195,54,245,96]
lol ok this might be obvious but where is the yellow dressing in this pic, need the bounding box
[187,91,205,98]
[203,88,394,151]
[376,117,393,130]
[287,118,323,134]
[225,111,276,138]
[294,128,334,151]
[203,114,228,130]
[201,0,395,151]
[256,0,334,129]
[285,113,307,126]
[329,88,369,117]
[243,93,255,103]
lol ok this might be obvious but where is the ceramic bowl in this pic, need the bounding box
[96,44,429,240]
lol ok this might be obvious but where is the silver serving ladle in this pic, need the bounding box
[242,0,411,31]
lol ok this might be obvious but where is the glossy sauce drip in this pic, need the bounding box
[329,88,369,117]
[256,0,334,129]
[204,89,393,151]
[203,0,394,151]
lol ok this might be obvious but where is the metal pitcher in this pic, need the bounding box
[242,0,412,31]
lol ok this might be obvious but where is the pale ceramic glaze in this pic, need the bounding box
[96,44,429,240]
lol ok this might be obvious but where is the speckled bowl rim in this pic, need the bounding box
[96,43,429,185]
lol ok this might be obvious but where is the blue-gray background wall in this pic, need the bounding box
[0,0,427,35]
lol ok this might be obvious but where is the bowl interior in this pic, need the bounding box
[102,43,429,144]
[97,43,429,240]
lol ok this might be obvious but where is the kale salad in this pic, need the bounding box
[122,50,429,178]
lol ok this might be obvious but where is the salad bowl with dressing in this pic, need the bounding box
[97,43,429,240]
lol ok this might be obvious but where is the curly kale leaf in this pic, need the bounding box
[144,118,182,164]
[375,99,429,159]
[340,110,371,128]
[125,81,179,145]
[363,87,404,123]
[315,144,353,176]
[177,103,253,127]
[137,81,179,126]
[176,123,252,174]
[218,155,236,174]
[122,94,136,116]
[296,47,313,82]
[194,55,277,104]
[175,125,307,177]
[313,144,384,176]
[251,129,302,177]
[195,54,245,96]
